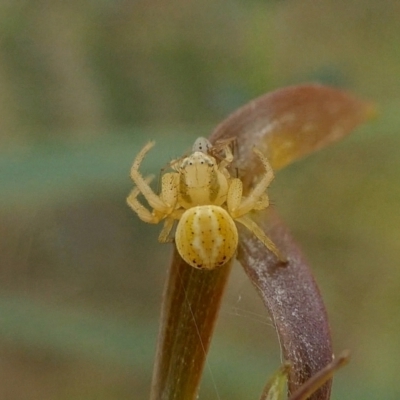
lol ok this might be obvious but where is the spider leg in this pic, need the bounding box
[157,208,185,243]
[127,175,164,224]
[160,172,179,208]
[235,215,287,263]
[253,194,270,210]
[230,147,274,217]
[226,178,243,216]
[158,217,176,243]
[227,178,269,215]
[130,141,173,213]
[217,141,234,170]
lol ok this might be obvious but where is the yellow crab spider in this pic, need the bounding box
[127,137,285,269]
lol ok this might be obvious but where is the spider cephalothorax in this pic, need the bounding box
[127,137,284,269]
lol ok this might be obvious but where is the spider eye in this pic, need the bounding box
[192,137,212,153]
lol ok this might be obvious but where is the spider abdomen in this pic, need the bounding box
[175,205,238,270]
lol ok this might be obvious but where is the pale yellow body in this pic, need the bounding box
[175,205,238,269]
[127,137,284,269]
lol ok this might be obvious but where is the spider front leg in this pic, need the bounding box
[130,141,175,214]
[226,149,286,263]
[127,175,162,224]
[127,143,179,223]
[127,172,181,242]
[231,147,275,218]
[214,139,234,171]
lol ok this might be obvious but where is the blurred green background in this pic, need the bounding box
[0,1,399,399]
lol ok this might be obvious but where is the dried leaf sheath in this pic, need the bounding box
[210,84,375,173]
[237,210,332,400]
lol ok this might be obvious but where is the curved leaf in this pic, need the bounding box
[150,84,374,400]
